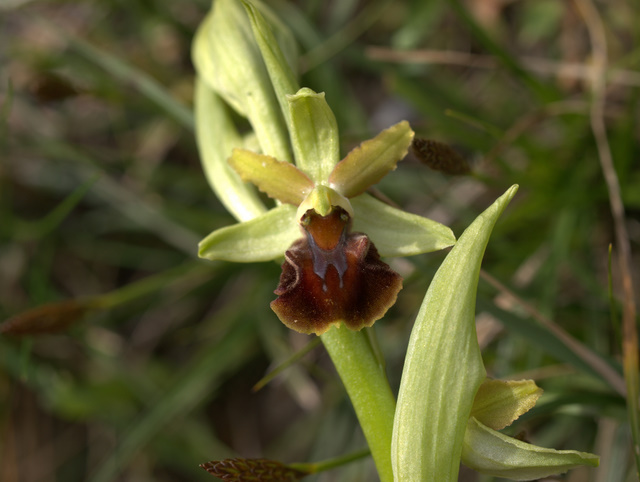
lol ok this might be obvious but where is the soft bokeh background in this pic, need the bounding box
[1,0,639,480]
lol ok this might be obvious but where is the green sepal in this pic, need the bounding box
[462,417,599,480]
[228,149,314,205]
[329,121,414,198]
[391,185,518,482]
[192,0,291,162]
[194,80,266,222]
[198,205,299,262]
[350,193,455,257]
[471,379,542,431]
[287,88,340,183]
[242,0,299,131]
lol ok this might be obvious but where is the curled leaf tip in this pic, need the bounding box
[271,206,402,335]
[462,417,599,480]
[471,378,543,431]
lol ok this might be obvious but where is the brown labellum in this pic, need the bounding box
[271,207,402,335]
[200,457,307,481]
[411,137,471,175]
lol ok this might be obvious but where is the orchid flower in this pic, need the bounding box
[198,100,455,334]
[193,0,455,335]
[192,1,599,480]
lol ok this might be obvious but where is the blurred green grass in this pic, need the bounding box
[1,0,639,481]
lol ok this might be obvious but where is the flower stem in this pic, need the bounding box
[321,326,395,482]
[289,447,370,474]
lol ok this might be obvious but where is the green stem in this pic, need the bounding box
[321,327,396,482]
[94,261,205,310]
[252,337,322,392]
[290,447,370,474]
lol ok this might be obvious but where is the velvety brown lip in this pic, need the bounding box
[270,207,403,335]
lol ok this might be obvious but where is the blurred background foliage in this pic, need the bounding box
[1,0,639,481]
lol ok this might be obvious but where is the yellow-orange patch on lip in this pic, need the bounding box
[300,208,348,251]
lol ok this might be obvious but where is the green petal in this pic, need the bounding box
[329,121,414,198]
[391,186,518,482]
[471,379,542,431]
[287,88,340,183]
[198,205,299,262]
[228,149,314,205]
[462,417,599,480]
[350,194,455,257]
[194,80,267,222]
[192,0,292,162]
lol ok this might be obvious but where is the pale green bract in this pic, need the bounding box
[470,379,542,431]
[193,79,265,222]
[392,186,599,481]
[462,417,599,480]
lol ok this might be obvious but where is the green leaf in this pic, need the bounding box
[198,205,299,262]
[350,193,455,257]
[287,88,340,183]
[471,379,542,431]
[67,33,194,131]
[192,0,291,162]
[329,121,414,197]
[462,417,599,480]
[228,148,314,205]
[391,185,519,482]
[194,79,267,222]
[15,174,99,241]
[90,313,257,482]
[242,0,299,131]
[449,0,560,104]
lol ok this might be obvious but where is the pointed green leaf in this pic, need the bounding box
[462,417,599,480]
[287,88,340,182]
[329,121,414,198]
[228,148,314,205]
[192,0,291,162]
[198,205,299,262]
[391,185,519,482]
[350,193,455,257]
[471,379,542,431]
[242,0,299,131]
[194,79,266,222]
